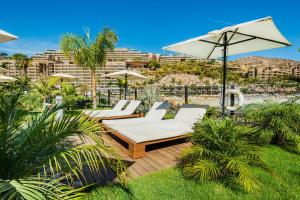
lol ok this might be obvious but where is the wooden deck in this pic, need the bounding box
[102,133,191,178]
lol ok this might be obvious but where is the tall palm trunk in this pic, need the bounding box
[91,70,97,109]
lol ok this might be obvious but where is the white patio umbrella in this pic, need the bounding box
[163,16,291,115]
[101,70,147,99]
[0,75,17,82]
[0,29,18,43]
[51,73,76,80]
[51,73,77,88]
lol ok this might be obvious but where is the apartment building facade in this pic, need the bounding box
[2,48,300,86]
[246,66,300,81]
[28,48,156,88]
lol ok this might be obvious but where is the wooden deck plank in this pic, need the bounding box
[142,156,163,171]
[102,134,190,178]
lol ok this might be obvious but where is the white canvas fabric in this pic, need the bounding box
[51,73,76,79]
[107,106,207,143]
[0,29,17,43]
[163,17,291,59]
[111,100,129,111]
[174,105,207,127]
[0,75,16,82]
[103,101,170,125]
[101,70,147,80]
[93,100,141,118]
[83,100,128,116]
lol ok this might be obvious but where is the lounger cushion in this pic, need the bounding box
[109,121,191,143]
[103,101,170,125]
[105,106,207,143]
[83,100,128,116]
[93,100,141,118]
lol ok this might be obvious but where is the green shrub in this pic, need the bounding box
[178,118,270,192]
[245,102,300,153]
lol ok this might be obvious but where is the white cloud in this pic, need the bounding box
[0,38,59,56]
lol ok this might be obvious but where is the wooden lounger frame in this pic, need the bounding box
[102,124,187,159]
[85,113,144,123]
[96,113,144,122]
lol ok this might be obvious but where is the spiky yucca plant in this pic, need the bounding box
[0,92,126,199]
[179,118,269,192]
[245,102,300,153]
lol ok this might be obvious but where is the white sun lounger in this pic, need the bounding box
[102,101,170,126]
[103,104,207,158]
[92,100,142,121]
[83,99,128,116]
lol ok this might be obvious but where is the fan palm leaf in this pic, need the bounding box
[178,118,269,192]
[0,92,126,199]
[245,102,300,152]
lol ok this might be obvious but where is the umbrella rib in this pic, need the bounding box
[206,32,225,59]
[225,28,239,45]
[227,31,291,46]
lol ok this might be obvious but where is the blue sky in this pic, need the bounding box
[0,0,299,60]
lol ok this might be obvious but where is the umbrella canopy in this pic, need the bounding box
[101,70,147,80]
[163,16,291,115]
[163,16,291,59]
[0,75,17,83]
[51,73,77,80]
[101,70,147,99]
[0,29,18,43]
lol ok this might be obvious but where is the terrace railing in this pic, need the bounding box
[83,84,300,107]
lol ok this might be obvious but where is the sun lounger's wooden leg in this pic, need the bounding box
[128,143,146,159]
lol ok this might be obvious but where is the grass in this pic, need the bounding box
[163,113,175,119]
[87,146,299,200]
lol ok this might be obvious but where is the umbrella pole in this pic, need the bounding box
[124,74,128,100]
[221,33,228,116]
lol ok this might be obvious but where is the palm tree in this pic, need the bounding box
[11,53,30,76]
[179,118,270,192]
[33,76,59,109]
[0,91,126,199]
[244,102,300,153]
[60,28,118,109]
[60,82,84,109]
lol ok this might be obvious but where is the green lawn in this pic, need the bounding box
[87,146,300,200]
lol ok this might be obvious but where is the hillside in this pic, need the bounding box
[234,56,300,70]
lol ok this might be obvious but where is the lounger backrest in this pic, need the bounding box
[174,105,207,127]
[83,100,128,116]
[122,100,141,115]
[112,100,128,111]
[145,101,170,120]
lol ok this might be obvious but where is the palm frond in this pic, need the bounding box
[0,177,87,200]
[182,159,221,181]
[179,118,269,192]
[226,158,260,192]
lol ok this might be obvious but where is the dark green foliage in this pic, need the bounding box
[178,118,269,192]
[60,83,85,110]
[244,102,300,153]
[0,92,126,199]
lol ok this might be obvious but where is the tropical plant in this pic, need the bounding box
[60,82,85,110]
[244,102,300,153]
[60,27,118,109]
[0,92,126,199]
[116,78,126,89]
[32,76,59,109]
[11,53,30,76]
[140,85,161,109]
[147,59,160,70]
[178,118,270,192]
